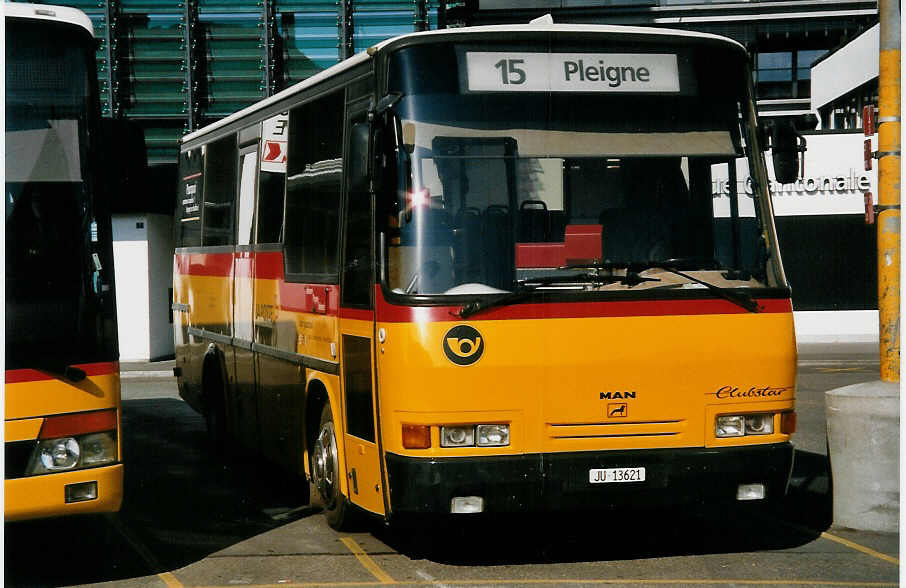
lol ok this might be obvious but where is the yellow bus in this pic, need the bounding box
[173,23,800,530]
[5,3,134,521]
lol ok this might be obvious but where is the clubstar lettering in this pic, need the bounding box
[715,385,790,399]
[563,60,651,87]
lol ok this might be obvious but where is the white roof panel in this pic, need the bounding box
[3,2,94,38]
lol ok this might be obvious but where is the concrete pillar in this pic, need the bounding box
[825,382,899,532]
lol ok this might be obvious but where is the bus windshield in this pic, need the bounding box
[5,20,115,370]
[382,42,781,298]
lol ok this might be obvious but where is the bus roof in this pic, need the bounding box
[181,23,744,146]
[4,2,94,38]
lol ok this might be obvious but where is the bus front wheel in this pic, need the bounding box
[312,403,353,530]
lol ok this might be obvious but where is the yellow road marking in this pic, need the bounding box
[821,531,900,565]
[159,572,185,588]
[194,580,897,587]
[339,537,395,584]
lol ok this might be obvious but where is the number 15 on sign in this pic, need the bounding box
[494,58,526,85]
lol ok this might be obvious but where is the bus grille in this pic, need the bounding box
[547,420,686,440]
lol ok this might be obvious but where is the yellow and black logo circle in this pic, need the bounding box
[442,325,484,366]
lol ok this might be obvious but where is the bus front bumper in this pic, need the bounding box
[386,443,793,514]
[5,464,123,522]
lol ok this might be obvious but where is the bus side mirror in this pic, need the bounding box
[766,120,806,184]
[348,122,371,193]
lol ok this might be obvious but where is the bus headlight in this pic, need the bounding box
[441,426,475,447]
[79,432,118,466]
[715,415,745,437]
[26,431,117,475]
[438,424,510,447]
[476,424,509,447]
[39,438,80,471]
[716,414,775,438]
[744,414,774,435]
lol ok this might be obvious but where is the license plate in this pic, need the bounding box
[589,467,646,484]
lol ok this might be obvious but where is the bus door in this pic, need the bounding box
[232,141,259,449]
[337,104,385,516]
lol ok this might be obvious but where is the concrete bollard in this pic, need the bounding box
[825,381,899,532]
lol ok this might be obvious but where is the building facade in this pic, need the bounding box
[28,0,880,355]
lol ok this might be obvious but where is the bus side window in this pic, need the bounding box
[341,110,373,308]
[284,91,343,279]
[177,148,202,248]
[257,113,289,244]
[237,148,258,246]
[202,135,238,247]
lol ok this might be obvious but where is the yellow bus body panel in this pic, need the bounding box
[5,418,43,442]
[5,372,121,421]
[5,464,124,522]
[378,311,796,457]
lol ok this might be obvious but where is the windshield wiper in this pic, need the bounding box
[457,272,638,319]
[560,262,662,288]
[630,259,762,313]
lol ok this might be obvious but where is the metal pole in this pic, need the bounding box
[877,0,900,382]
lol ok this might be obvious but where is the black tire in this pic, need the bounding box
[311,403,356,530]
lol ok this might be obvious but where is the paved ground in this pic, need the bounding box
[4,344,899,588]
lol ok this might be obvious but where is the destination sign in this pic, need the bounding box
[465,52,680,93]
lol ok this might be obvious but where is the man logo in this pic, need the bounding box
[608,403,628,418]
[442,325,485,366]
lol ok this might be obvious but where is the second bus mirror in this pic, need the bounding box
[348,122,370,193]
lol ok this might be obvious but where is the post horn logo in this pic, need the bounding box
[442,325,485,366]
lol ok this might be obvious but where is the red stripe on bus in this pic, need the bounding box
[183,172,202,181]
[254,251,285,280]
[40,409,117,439]
[375,287,792,323]
[174,252,234,277]
[279,282,339,315]
[339,307,374,321]
[5,362,120,384]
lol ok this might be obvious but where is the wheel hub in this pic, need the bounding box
[313,424,337,504]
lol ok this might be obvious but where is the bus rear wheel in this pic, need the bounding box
[311,403,354,530]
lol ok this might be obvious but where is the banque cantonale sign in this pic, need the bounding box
[713,170,871,197]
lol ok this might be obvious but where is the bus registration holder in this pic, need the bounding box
[589,467,646,484]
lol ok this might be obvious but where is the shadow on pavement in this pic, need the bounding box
[4,393,834,585]
[375,447,833,565]
[5,398,317,587]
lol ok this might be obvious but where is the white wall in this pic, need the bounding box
[794,310,879,344]
[147,214,174,360]
[112,213,175,361]
[811,24,879,110]
[113,214,151,361]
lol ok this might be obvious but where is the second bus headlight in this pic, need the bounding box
[439,425,510,447]
[715,414,775,438]
[26,431,118,476]
[744,414,774,435]
[440,426,475,447]
[476,424,509,447]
